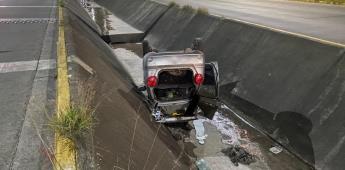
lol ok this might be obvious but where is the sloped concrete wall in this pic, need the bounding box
[91,0,345,169]
[97,0,168,33]
[65,0,102,35]
[63,2,193,169]
[144,7,345,168]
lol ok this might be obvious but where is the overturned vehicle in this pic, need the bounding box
[141,39,220,123]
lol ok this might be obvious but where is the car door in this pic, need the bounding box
[197,62,219,119]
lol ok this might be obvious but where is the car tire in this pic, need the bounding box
[143,40,151,56]
[192,38,203,51]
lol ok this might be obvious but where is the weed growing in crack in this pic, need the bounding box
[50,105,94,143]
[49,80,97,149]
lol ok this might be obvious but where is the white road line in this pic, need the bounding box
[227,17,345,48]
[0,6,56,8]
[0,59,55,73]
[0,18,55,21]
[69,55,94,75]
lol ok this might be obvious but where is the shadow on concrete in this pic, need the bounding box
[117,88,195,167]
[221,81,315,166]
[272,111,315,165]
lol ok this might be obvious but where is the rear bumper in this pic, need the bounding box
[156,116,197,123]
[156,99,190,106]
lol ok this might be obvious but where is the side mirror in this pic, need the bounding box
[137,86,147,91]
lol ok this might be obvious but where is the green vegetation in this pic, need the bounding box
[182,5,196,12]
[168,1,180,8]
[168,1,210,14]
[49,105,94,143]
[58,0,64,7]
[197,7,209,15]
[291,0,345,5]
[49,80,96,146]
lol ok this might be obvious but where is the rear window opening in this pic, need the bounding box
[158,69,194,85]
[154,69,195,101]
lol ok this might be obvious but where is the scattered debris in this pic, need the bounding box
[269,146,283,154]
[240,129,249,139]
[193,119,208,144]
[206,111,241,145]
[195,159,211,170]
[202,156,253,170]
[152,109,162,121]
[221,146,256,166]
[240,142,263,160]
[166,123,192,141]
[113,48,138,58]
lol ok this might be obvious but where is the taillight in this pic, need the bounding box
[194,73,204,85]
[147,76,157,87]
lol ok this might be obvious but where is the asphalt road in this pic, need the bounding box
[156,0,345,45]
[0,0,57,169]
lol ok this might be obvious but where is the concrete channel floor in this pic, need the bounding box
[0,0,57,169]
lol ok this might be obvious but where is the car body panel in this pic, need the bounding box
[142,50,219,123]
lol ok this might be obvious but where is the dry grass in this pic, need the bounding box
[168,1,180,8]
[182,5,196,12]
[127,102,142,170]
[291,0,345,5]
[197,7,209,15]
[50,105,94,143]
[58,0,64,7]
[142,123,162,170]
[49,80,97,148]
[32,118,58,169]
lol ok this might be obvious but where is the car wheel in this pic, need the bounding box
[143,40,151,56]
[192,38,203,51]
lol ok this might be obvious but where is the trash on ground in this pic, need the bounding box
[221,146,256,166]
[195,159,211,170]
[269,145,283,154]
[240,129,249,139]
[168,125,190,141]
[206,111,241,145]
[152,109,162,121]
[193,119,208,144]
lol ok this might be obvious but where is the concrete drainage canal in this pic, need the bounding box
[61,0,335,169]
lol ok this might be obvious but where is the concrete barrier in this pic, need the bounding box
[64,0,102,36]
[85,0,345,169]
